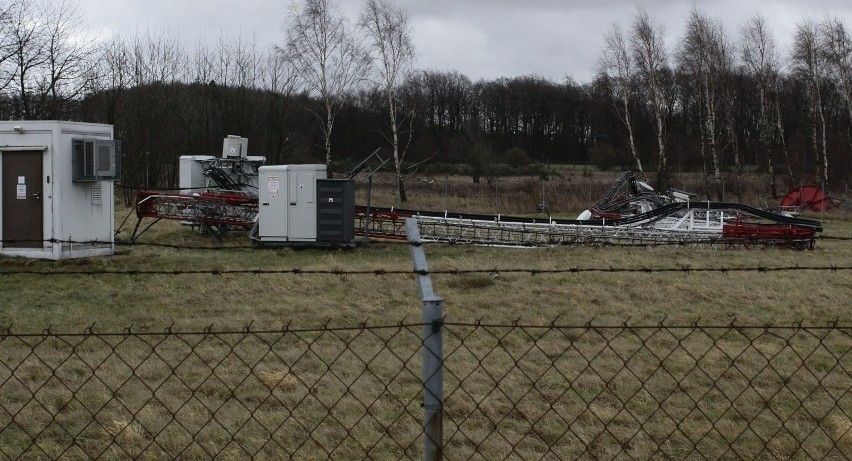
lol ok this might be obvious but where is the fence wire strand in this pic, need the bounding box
[1,234,850,250]
[1,265,850,277]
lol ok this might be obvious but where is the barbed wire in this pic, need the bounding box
[1,318,848,337]
[116,238,852,249]
[115,183,253,192]
[0,265,849,277]
[115,240,255,249]
[1,235,850,249]
[443,319,851,330]
[0,238,257,250]
[0,320,428,337]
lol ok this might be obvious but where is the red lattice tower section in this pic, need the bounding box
[136,190,258,229]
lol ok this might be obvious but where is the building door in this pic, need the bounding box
[289,171,316,240]
[2,151,43,248]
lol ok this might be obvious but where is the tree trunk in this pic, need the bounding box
[766,145,777,198]
[816,88,828,183]
[728,112,742,202]
[654,109,668,192]
[698,111,710,199]
[807,74,828,183]
[846,95,852,173]
[617,92,644,178]
[772,91,794,184]
[703,74,721,201]
[809,93,820,181]
[651,79,668,191]
[759,87,777,198]
[388,90,407,203]
[397,177,407,202]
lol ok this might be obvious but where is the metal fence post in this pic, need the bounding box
[406,218,443,461]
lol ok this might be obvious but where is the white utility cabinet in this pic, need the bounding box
[222,135,248,158]
[0,121,118,260]
[258,165,326,242]
[179,155,215,194]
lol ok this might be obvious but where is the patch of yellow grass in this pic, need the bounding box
[101,418,145,443]
[259,369,299,390]
[828,414,852,451]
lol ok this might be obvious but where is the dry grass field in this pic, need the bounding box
[0,172,850,459]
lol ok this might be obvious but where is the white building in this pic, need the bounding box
[0,121,119,260]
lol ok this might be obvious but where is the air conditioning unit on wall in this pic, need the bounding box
[72,139,121,181]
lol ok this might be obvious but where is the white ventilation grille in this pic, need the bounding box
[91,183,102,205]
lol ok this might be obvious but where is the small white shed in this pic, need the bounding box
[0,121,119,260]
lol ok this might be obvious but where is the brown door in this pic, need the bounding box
[2,151,43,248]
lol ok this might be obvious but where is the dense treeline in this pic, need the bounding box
[0,0,850,201]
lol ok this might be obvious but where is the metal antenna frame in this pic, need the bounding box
[346,148,389,240]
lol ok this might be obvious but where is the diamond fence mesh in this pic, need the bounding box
[0,325,426,460]
[441,322,852,460]
[0,322,849,460]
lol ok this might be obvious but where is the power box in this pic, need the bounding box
[179,155,215,194]
[222,135,248,158]
[317,179,355,243]
[257,165,327,242]
[256,165,355,246]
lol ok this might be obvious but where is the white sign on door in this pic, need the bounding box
[16,184,26,199]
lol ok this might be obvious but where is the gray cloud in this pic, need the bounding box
[86,0,852,83]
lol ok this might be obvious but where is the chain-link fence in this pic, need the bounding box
[0,322,850,460]
[0,324,427,459]
[1,220,849,460]
[441,321,852,460]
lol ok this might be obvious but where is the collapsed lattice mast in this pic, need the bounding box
[126,163,821,249]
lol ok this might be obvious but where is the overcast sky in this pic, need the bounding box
[85,0,852,83]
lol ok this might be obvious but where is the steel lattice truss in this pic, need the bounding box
[355,205,820,249]
[130,190,820,249]
[136,191,258,229]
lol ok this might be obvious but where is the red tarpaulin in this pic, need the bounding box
[780,186,838,212]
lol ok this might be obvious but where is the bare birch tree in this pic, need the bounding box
[7,0,47,118]
[822,17,852,162]
[599,23,643,178]
[262,48,300,164]
[792,19,829,183]
[87,34,130,124]
[741,14,788,197]
[680,9,725,199]
[359,0,415,202]
[630,9,670,191]
[39,0,95,118]
[1,0,98,118]
[189,35,214,85]
[128,28,184,86]
[741,15,794,197]
[721,70,743,201]
[285,0,370,173]
[712,30,740,201]
[211,33,264,134]
[0,0,21,94]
